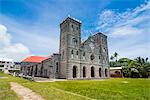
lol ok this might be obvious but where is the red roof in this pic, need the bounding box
[22,56,48,63]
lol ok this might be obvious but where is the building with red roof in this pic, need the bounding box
[22,56,48,63]
[21,54,60,78]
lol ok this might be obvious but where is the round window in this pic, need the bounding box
[90,54,95,60]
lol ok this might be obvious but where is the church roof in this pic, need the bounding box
[60,16,82,25]
[22,56,48,63]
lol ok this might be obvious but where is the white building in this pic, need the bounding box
[0,58,21,74]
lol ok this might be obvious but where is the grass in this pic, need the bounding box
[0,72,149,100]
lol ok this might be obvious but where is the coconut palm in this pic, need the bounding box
[114,52,118,62]
[110,56,114,61]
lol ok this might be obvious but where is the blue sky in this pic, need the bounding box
[0,0,149,61]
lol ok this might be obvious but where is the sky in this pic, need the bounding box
[0,0,150,61]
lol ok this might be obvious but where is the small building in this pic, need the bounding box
[109,67,123,78]
[21,54,60,79]
[0,58,21,75]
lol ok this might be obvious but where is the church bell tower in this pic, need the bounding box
[59,17,81,79]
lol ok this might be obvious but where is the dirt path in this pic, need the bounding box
[10,82,44,100]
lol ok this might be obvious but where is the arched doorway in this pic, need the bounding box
[56,62,59,73]
[91,67,95,77]
[99,68,101,77]
[73,66,77,78]
[105,69,108,77]
[83,67,86,78]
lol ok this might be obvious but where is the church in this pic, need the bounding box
[21,17,109,79]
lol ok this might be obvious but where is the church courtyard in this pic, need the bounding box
[0,72,149,100]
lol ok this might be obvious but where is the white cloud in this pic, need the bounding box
[0,24,30,61]
[97,1,150,59]
[0,14,59,56]
[108,41,150,59]
[97,1,150,37]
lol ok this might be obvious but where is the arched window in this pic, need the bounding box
[105,69,108,77]
[73,38,77,45]
[90,54,95,60]
[73,66,77,78]
[91,66,95,77]
[71,50,73,54]
[99,68,101,77]
[76,51,78,55]
[83,66,86,78]
[56,62,59,72]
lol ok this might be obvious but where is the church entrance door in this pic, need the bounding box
[91,67,95,77]
[83,67,86,78]
[73,66,77,78]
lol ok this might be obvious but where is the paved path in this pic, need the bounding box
[10,82,44,100]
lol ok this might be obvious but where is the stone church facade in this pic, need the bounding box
[21,17,109,79]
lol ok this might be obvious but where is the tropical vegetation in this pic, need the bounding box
[110,53,150,78]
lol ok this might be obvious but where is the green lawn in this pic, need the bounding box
[0,72,149,100]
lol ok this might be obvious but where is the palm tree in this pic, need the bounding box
[110,56,114,61]
[135,57,148,65]
[146,57,148,62]
[114,52,118,62]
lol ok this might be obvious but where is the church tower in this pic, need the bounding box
[59,17,81,79]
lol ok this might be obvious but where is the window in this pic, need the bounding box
[83,67,86,78]
[91,67,95,77]
[83,52,85,56]
[10,66,14,68]
[99,68,101,77]
[105,69,108,77]
[71,50,73,54]
[73,38,77,45]
[71,25,75,31]
[56,62,59,72]
[35,65,38,76]
[103,48,106,53]
[76,51,78,55]
[90,54,95,60]
[99,56,100,59]
[76,27,78,30]
[73,66,77,78]
[0,65,4,67]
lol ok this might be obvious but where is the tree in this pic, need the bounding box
[109,52,119,67]
[110,56,114,61]
[114,52,118,62]
[122,57,150,78]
